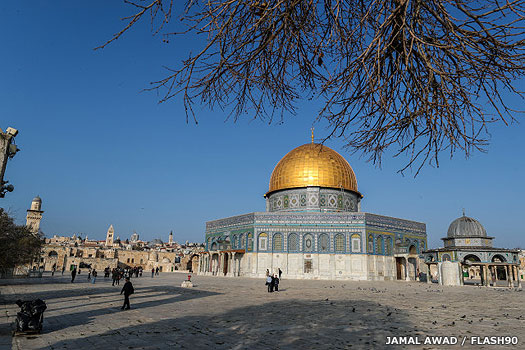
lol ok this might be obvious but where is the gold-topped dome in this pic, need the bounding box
[266,143,360,196]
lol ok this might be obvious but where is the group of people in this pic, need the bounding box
[112,267,143,286]
[68,265,136,310]
[265,268,282,293]
[68,265,145,286]
[151,267,160,277]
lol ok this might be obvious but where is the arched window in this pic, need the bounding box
[376,236,384,255]
[303,234,314,252]
[420,240,426,251]
[233,235,238,249]
[318,234,329,252]
[442,253,451,262]
[241,234,246,250]
[351,234,361,253]
[385,237,393,255]
[273,233,283,251]
[288,233,299,252]
[335,234,345,253]
[247,233,253,252]
[211,242,218,250]
[258,233,268,251]
[48,251,58,257]
[368,235,374,253]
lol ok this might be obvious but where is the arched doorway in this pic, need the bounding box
[190,255,199,273]
[395,257,406,280]
[211,253,219,275]
[492,255,507,281]
[223,254,229,276]
[463,254,481,282]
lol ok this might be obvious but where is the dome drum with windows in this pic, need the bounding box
[265,142,362,213]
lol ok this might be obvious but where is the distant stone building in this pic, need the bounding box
[35,229,203,274]
[26,196,43,234]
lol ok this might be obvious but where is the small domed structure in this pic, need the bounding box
[447,215,487,238]
[441,213,493,248]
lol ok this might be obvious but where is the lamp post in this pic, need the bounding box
[0,127,20,198]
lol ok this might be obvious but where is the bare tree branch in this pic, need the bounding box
[99,0,525,174]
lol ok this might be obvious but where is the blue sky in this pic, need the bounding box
[1,2,524,248]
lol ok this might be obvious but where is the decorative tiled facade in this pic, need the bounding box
[266,187,360,212]
[202,211,427,280]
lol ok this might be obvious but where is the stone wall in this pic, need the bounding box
[238,252,395,281]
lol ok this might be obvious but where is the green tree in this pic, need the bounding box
[0,208,43,276]
[99,0,525,173]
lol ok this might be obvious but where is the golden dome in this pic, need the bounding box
[266,143,360,196]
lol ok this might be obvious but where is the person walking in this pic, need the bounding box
[278,268,282,280]
[91,269,97,284]
[120,277,134,310]
[51,265,56,277]
[266,275,273,292]
[71,267,77,283]
[155,267,159,276]
[274,274,279,292]
[151,268,155,278]
[112,269,117,286]
[87,269,91,281]
[266,269,270,277]
[61,266,65,276]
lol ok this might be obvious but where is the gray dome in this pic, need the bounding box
[32,196,42,202]
[150,238,163,246]
[447,215,486,238]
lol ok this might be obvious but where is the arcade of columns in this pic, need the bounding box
[199,251,243,277]
[426,261,521,288]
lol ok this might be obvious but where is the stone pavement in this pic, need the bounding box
[0,273,524,349]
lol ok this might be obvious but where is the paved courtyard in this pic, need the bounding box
[1,273,523,349]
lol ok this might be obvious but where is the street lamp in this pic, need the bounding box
[0,126,20,198]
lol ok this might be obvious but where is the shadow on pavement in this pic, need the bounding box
[38,298,419,350]
[41,285,220,332]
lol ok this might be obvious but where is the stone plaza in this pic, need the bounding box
[1,273,523,349]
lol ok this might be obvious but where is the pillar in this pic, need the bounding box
[227,253,232,276]
[426,263,431,284]
[480,265,484,286]
[459,264,465,286]
[232,252,236,276]
[404,258,408,281]
[507,265,512,288]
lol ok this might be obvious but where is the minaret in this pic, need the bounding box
[26,196,43,234]
[169,231,174,245]
[105,225,115,246]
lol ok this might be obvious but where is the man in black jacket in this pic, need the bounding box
[120,277,134,310]
[71,267,77,283]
